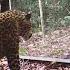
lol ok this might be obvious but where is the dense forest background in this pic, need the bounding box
[11,0,70,33]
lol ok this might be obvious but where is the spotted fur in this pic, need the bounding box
[0,10,32,70]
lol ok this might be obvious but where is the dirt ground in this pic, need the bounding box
[19,26,70,58]
[0,58,70,70]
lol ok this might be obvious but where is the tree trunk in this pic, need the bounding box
[9,0,11,10]
[38,0,45,45]
[38,0,44,34]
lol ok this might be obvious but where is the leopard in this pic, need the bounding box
[0,10,32,70]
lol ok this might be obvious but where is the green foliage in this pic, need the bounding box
[11,0,70,33]
[43,0,70,32]
[62,16,70,26]
[19,47,28,55]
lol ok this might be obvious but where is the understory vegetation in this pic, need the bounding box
[11,0,70,33]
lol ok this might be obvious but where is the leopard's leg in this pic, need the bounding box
[5,35,20,70]
[6,53,20,70]
[6,44,20,70]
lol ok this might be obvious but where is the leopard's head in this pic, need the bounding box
[18,11,32,41]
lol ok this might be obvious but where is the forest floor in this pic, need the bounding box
[0,57,70,70]
[19,26,70,59]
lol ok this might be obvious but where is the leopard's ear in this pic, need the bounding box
[25,11,31,20]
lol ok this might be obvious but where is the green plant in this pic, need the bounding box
[19,47,28,55]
